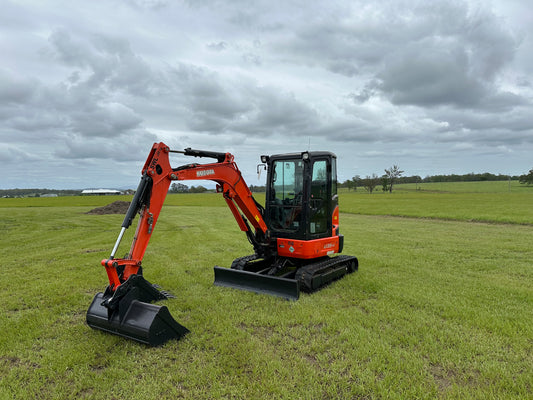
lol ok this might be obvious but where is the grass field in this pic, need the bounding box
[1,185,532,399]
[395,180,523,193]
[340,191,533,225]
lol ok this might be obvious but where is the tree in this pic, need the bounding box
[363,174,379,193]
[519,168,533,185]
[169,183,189,193]
[249,185,266,192]
[343,175,360,191]
[343,179,355,191]
[352,175,361,191]
[189,185,208,193]
[384,165,404,193]
[381,176,389,192]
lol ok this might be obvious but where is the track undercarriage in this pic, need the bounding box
[214,254,358,300]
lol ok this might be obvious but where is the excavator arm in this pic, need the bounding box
[102,142,269,292]
[88,142,275,345]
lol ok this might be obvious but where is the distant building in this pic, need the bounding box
[81,189,122,196]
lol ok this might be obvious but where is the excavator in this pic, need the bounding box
[86,142,358,345]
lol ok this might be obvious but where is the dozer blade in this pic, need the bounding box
[213,266,300,300]
[87,293,189,346]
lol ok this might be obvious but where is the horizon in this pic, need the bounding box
[0,170,526,192]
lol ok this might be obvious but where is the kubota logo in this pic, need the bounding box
[196,169,215,177]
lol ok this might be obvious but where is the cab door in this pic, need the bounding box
[308,157,333,239]
[266,158,305,236]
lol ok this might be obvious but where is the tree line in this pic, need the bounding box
[3,169,531,198]
[339,164,405,193]
[340,168,528,193]
[169,183,210,193]
[169,183,267,193]
[0,188,83,197]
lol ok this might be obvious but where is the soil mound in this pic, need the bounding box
[86,201,130,215]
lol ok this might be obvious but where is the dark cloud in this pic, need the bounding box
[68,102,143,137]
[49,29,160,97]
[127,0,169,10]
[0,70,36,104]
[206,41,228,51]
[430,107,533,140]
[375,16,519,110]
[267,1,522,111]
[55,131,157,160]
[378,44,488,107]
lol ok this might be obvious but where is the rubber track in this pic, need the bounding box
[295,255,358,292]
[230,254,259,270]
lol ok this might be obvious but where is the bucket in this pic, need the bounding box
[87,292,189,346]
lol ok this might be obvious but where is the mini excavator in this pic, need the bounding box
[87,142,358,345]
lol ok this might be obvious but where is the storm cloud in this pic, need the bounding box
[1,0,532,189]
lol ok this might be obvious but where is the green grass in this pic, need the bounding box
[340,190,533,225]
[395,180,526,193]
[0,192,227,208]
[1,185,532,399]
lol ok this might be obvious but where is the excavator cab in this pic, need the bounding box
[264,152,337,241]
[214,150,355,298]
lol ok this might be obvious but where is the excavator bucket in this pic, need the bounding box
[214,266,300,300]
[86,276,189,346]
[87,294,189,346]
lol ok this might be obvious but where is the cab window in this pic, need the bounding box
[267,160,304,231]
[310,160,328,234]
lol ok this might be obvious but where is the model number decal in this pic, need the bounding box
[149,150,160,170]
[196,169,215,177]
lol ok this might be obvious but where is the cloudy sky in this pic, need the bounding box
[1,0,532,189]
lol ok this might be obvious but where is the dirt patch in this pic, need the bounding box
[429,363,454,393]
[86,201,130,215]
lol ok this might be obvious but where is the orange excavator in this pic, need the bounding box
[86,142,358,345]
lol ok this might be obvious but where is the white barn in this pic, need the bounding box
[81,189,122,196]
